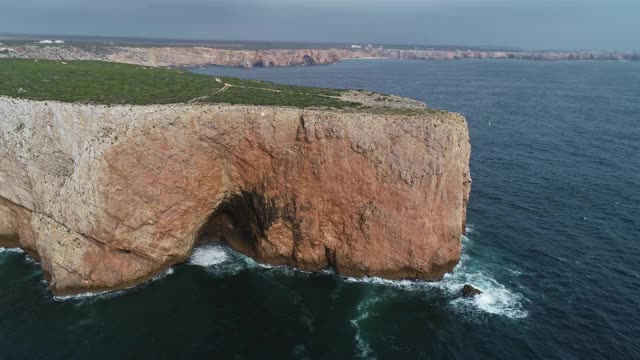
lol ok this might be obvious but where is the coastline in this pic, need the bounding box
[2,43,638,68]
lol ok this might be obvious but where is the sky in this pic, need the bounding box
[1,0,639,50]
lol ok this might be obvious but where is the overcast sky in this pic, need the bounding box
[1,0,638,50]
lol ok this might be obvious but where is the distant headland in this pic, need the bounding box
[1,34,638,68]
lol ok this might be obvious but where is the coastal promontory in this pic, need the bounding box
[0,59,471,295]
[3,42,638,68]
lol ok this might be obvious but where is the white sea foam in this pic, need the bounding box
[53,267,175,302]
[187,244,256,277]
[188,244,229,266]
[465,224,475,235]
[507,268,523,276]
[351,296,379,360]
[0,247,24,254]
[55,226,528,320]
[447,273,528,319]
[343,234,528,320]
[54,288,129,302]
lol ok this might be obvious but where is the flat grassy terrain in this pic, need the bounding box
[0,59,361,109]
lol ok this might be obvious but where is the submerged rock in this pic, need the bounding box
[0,97,470,295]
[462,284,482,298]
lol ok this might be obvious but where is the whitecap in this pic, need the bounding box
[507,268,523,276]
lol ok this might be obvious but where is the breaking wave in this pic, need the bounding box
[188,229,527,319]
[189,244,229,266]
[0,247,36,264]
[0,247,24,254]
[344,231,529,320]
[53,225,528,320]
[53,267,175,303]
[187,244,256,276]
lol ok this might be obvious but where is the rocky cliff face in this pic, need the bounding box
[0,97,470,295]
[382,49,636,61]
[106,47,365,68]
[8,45,372,68]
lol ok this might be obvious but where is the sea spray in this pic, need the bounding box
[188,244,229,267]
[343,232,528,319]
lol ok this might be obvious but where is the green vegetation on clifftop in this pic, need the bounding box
[0,59,361,109]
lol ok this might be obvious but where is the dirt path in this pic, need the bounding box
[189,77,345,104]
[188,78,231,103]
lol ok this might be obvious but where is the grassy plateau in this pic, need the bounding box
[0,59,362,109]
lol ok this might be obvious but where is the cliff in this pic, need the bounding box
[0,98,470,295]
[0,59,470,295]
[6,45,372,68]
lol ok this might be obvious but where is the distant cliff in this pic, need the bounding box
[5,44,638,68]
[381,49,640,61]
[6,45,371,67]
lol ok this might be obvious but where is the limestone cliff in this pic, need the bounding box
[8,45,373,68]
[0,97,470,295]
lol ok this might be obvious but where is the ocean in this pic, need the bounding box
[1,59,639,359]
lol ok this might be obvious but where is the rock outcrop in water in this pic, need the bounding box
[0,97,470,295]
[461,284,482,297]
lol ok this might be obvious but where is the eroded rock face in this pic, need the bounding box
[0,97,470,295]
[11,45,370,68]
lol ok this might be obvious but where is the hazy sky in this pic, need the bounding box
[1,0,638,50]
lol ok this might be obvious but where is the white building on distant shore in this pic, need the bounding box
[37,39,65,44]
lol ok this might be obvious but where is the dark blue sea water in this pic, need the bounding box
[2,59,639,359]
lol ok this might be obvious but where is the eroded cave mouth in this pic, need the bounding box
[198,191,280,260]
[302,55,315,65]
